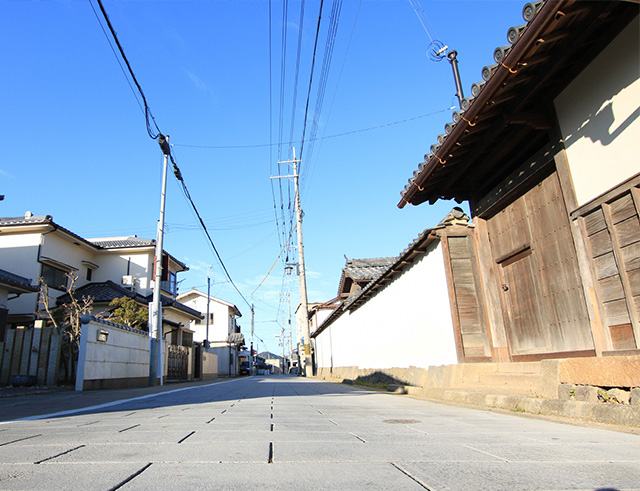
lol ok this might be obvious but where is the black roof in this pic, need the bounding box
[0,268,38,293]
[56,281,202,319]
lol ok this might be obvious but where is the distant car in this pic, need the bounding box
[239,361,250,376]
[289,366,301,376]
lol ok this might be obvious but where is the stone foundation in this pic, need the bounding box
[315,355,640,427]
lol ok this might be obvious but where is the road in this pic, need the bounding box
[0,376,638,490]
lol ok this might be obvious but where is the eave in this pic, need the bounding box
[398,0,638,209]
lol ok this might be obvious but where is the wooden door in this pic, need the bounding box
[488,171,593,357]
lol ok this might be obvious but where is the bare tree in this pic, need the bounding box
[38,272,94,383]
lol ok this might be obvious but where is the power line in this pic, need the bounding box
[95,0,161,140]
[407,0,435,43]
[88,0,145,116]
[94,0,252,310]
[298,0,325,163]
[173,107,452,150]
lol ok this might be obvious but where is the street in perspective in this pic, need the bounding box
[1,376,639,490]
[1,0,639,489]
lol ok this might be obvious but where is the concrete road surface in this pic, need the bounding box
[0,376,638,490]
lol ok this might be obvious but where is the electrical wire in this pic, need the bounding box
[407,0,435,43]
[95,0,161,140]
[174,107,451,150]
[298,0,325,163]
[94,0,252,309]
[88,0,145,117]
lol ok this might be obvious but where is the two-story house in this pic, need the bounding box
[0,213,201,346]
[177,289,243,376]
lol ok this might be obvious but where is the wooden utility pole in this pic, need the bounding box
[271,147,313,376]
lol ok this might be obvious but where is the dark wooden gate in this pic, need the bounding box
[0,325,62,386]
[488,171,593,358]
[167,345,188,380]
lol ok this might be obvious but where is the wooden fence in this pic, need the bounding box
[0,325,62,386]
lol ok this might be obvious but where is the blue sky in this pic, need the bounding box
[1,0,524,354]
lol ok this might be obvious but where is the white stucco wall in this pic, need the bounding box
[555,20,640,207]
[0,232,42,314]
[314,242,458,372]
[178,292,235,343]
[95,252,153,294]
[76,319,150,391]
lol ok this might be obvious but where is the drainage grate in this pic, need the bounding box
[383,419,420,424]
[206,417,216,424]
[267,442,273,463]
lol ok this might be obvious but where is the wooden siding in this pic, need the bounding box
[579,182,640,350]
[487,171,593,356]
[443,233,491,360]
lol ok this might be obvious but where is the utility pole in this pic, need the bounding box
[271,147,312,376]
[250,304,255,375]
[205,276,211,348]
[149,134,171,386]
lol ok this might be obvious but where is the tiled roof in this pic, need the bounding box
[57,281,148,305]
[56,281,203,319]
[398,0,550,205]
[313,208,470,338]
[343,257,397,282]
[88,237,155,249]
[0,215,52,226]
[397,0,634,208]
[0,268,38,293]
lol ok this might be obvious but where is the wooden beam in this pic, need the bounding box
[555,146,609,355]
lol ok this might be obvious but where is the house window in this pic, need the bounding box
[86,267,93,281]
[161,271,177,295]
[41,264,68,290]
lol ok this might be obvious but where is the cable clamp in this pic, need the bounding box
[435,154,447,165]
[417,184,424,192]
[500,62,518,74]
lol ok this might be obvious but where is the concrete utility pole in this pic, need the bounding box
[149,135,171,386]
[250,304,255,375]
[205,276,211,348]
[271,147,312,376]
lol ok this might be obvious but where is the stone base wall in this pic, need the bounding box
[317,355,640,399]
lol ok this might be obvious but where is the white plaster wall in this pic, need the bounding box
[77,320,150,388]
[314,242,458,371]
[210,344,238,375]
[0,232,42,315]
[555,20,640,207]
[179,293,232,342]
[202,349,218,377]
[95,252,152,294]
[40,233,99,286]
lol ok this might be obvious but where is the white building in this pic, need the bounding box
[0,213,201,344]
[177,289,244,376]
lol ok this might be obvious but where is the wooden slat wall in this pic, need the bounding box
[0,326,61,386]
[487,172,593,356]
[582,185,640,350]
[446,235,491,359]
